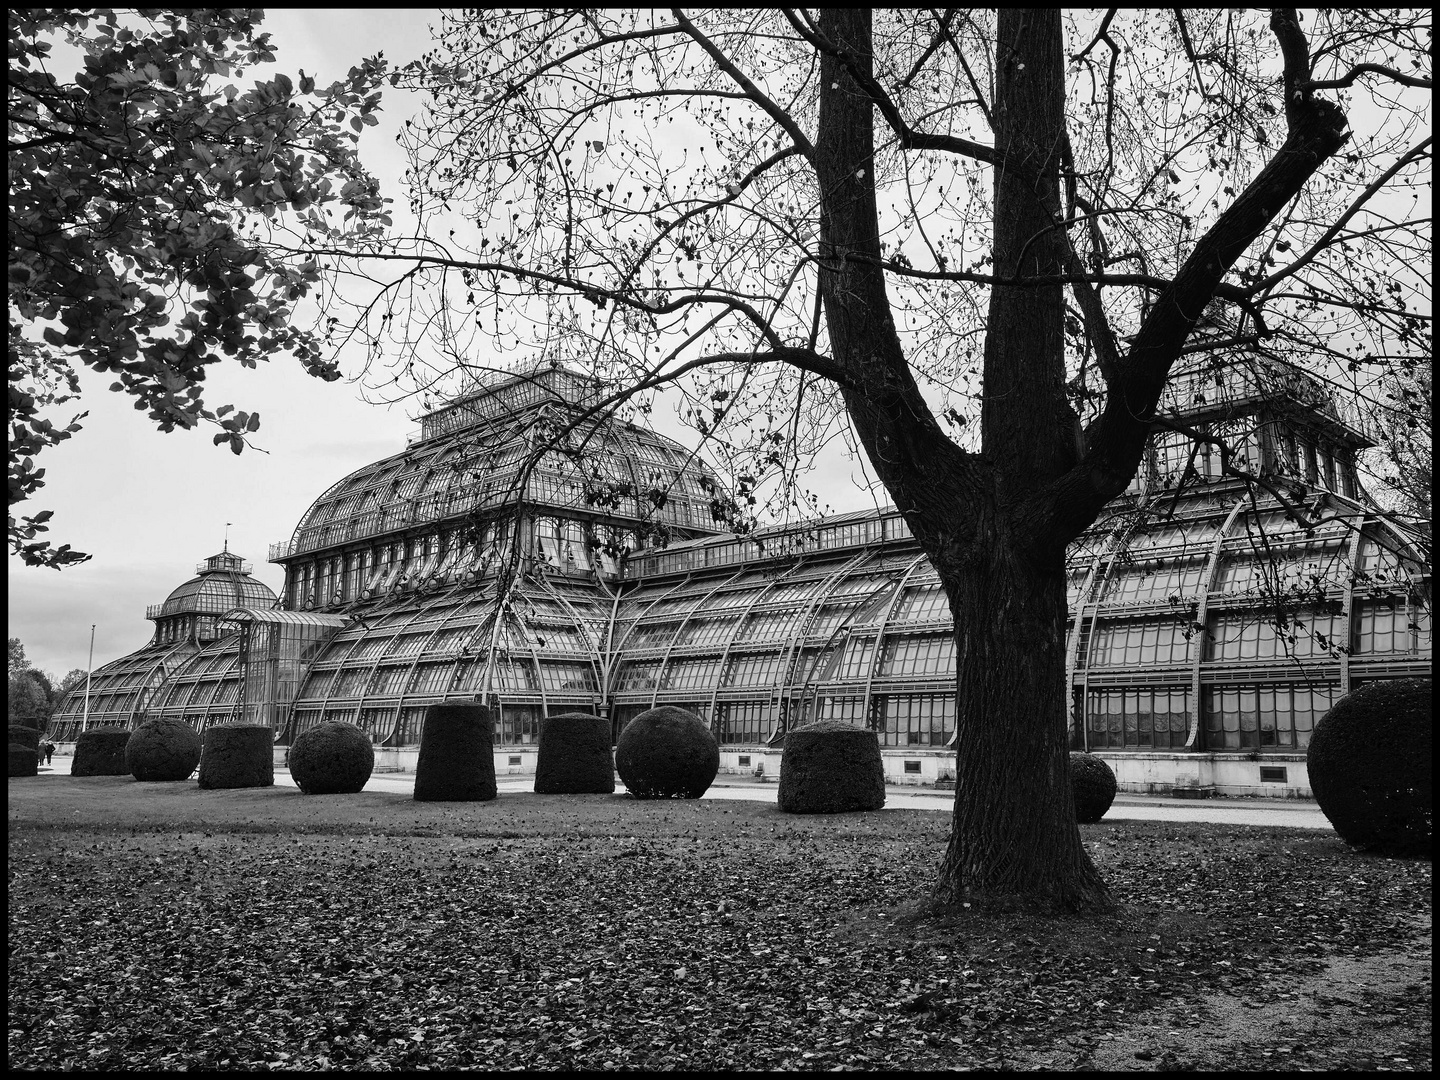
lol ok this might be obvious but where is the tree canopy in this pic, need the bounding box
[336,8,1429,910]
[8,8,391,568]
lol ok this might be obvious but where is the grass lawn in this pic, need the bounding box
[8,776,1431,1071]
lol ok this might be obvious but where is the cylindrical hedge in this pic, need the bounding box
[197,725,275,789]
[414,701,497,802]
[535,712,616,794]
[9,725,41,751]
[289,720,375,795]
[9,743,39,777]
[1308,678,1431,857]
[778,720,886,813]
[615,705,719,799]
[126,717,203,781]
[72,728,133,776]
[1070,751,1118,823]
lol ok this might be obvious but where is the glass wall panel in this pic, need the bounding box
[1084,687,1190,749]
[876,634,955,677]
[1089,618,1191,666]
[1205,606,1345,661]
[714,700,770,745]
[1202,683,1336,750]
[868,693,955,746]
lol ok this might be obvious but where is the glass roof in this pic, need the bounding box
[282,368,729,560]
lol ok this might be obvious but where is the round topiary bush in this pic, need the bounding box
[1070,751,1118,823]
[9,742,39,777]
[535,712,616,795]
[414,701,496,802]
[125,717,203,781]
[289,721,375,795]
[615,705,719,799]
[72,728,134,776]
[778,720,886,813]
[197,725,275,789]
[1307,678,1431,858]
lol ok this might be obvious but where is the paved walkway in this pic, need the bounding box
[37,753,1332,829]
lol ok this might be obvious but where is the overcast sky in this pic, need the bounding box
[8,10,882,679]
[10,11,452,678]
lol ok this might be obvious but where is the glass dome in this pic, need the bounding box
[278,367,728,564]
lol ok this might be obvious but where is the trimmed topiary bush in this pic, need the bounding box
[1070,751,1118,823]
[289,721,374,795]
[1308,678,1431,858]
[9,743,39,777]
[197,724,275,789]
[9,725,40,751]
[778,720,886,813]
[414,701,497,802]
[72,728,133,776]
[535,712,615,794]
[615,705,719,799]
[125,717,203,781]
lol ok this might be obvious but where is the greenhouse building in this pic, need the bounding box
[51,364,1431,797]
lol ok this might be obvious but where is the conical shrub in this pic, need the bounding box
[778,720,885,813]
[72,729,133,776]
[535,712,615,794]
[414,701,497,802]
[197,724,275,789]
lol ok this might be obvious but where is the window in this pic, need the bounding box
[892,586,949,623]
[1206,607,1345,661]
[869,693,955,747]
[499,705,542,745]
[1354,599,1428,654]
[876,634,955,677]
[1088,619,1191,666]
[1084,687,1190,749]
[661,657,723,691]
[1202,683,1336,750]
[721,652,786,689]
[714,701,769,745]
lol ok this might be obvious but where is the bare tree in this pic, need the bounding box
[309,9,1429,910]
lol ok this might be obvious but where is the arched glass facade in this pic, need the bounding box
[52,363,1430,793]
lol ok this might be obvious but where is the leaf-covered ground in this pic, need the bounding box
[8,778,1431,1071]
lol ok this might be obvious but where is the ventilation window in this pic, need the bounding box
[738,755,751,768]
[508,755,522,766]
[1259,765,1287,784]
[903,760,922,775]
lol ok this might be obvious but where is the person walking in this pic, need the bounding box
[43,741,55,765]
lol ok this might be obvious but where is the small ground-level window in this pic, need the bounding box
[903,760,922,774]
[1259,766,1288,783]
[738,755,751,767]
[508,755,522,765]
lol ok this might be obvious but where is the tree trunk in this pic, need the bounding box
[814,9,1111,912]
[934,539,1111,910]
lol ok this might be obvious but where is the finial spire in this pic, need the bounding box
[224,522,232,552]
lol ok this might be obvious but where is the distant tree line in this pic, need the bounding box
[8,637,85,733]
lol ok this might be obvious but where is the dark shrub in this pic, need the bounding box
[778,720,886,813]
[414,701,496,802]
[9,743,39,777]
[615,705,718,799]
[197,725,275,789]
[1070,752,1118,823]
[9,725,40,751]
[1308,678,1431,858]
[72,729,133,776]
[535,712,615,794]
[126,717,203,781]
[289,721,374,795]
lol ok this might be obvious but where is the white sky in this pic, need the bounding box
[7,10,879,679]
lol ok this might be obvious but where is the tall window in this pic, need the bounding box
[1084,687,1189,749]
[1202,683,1336,750]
